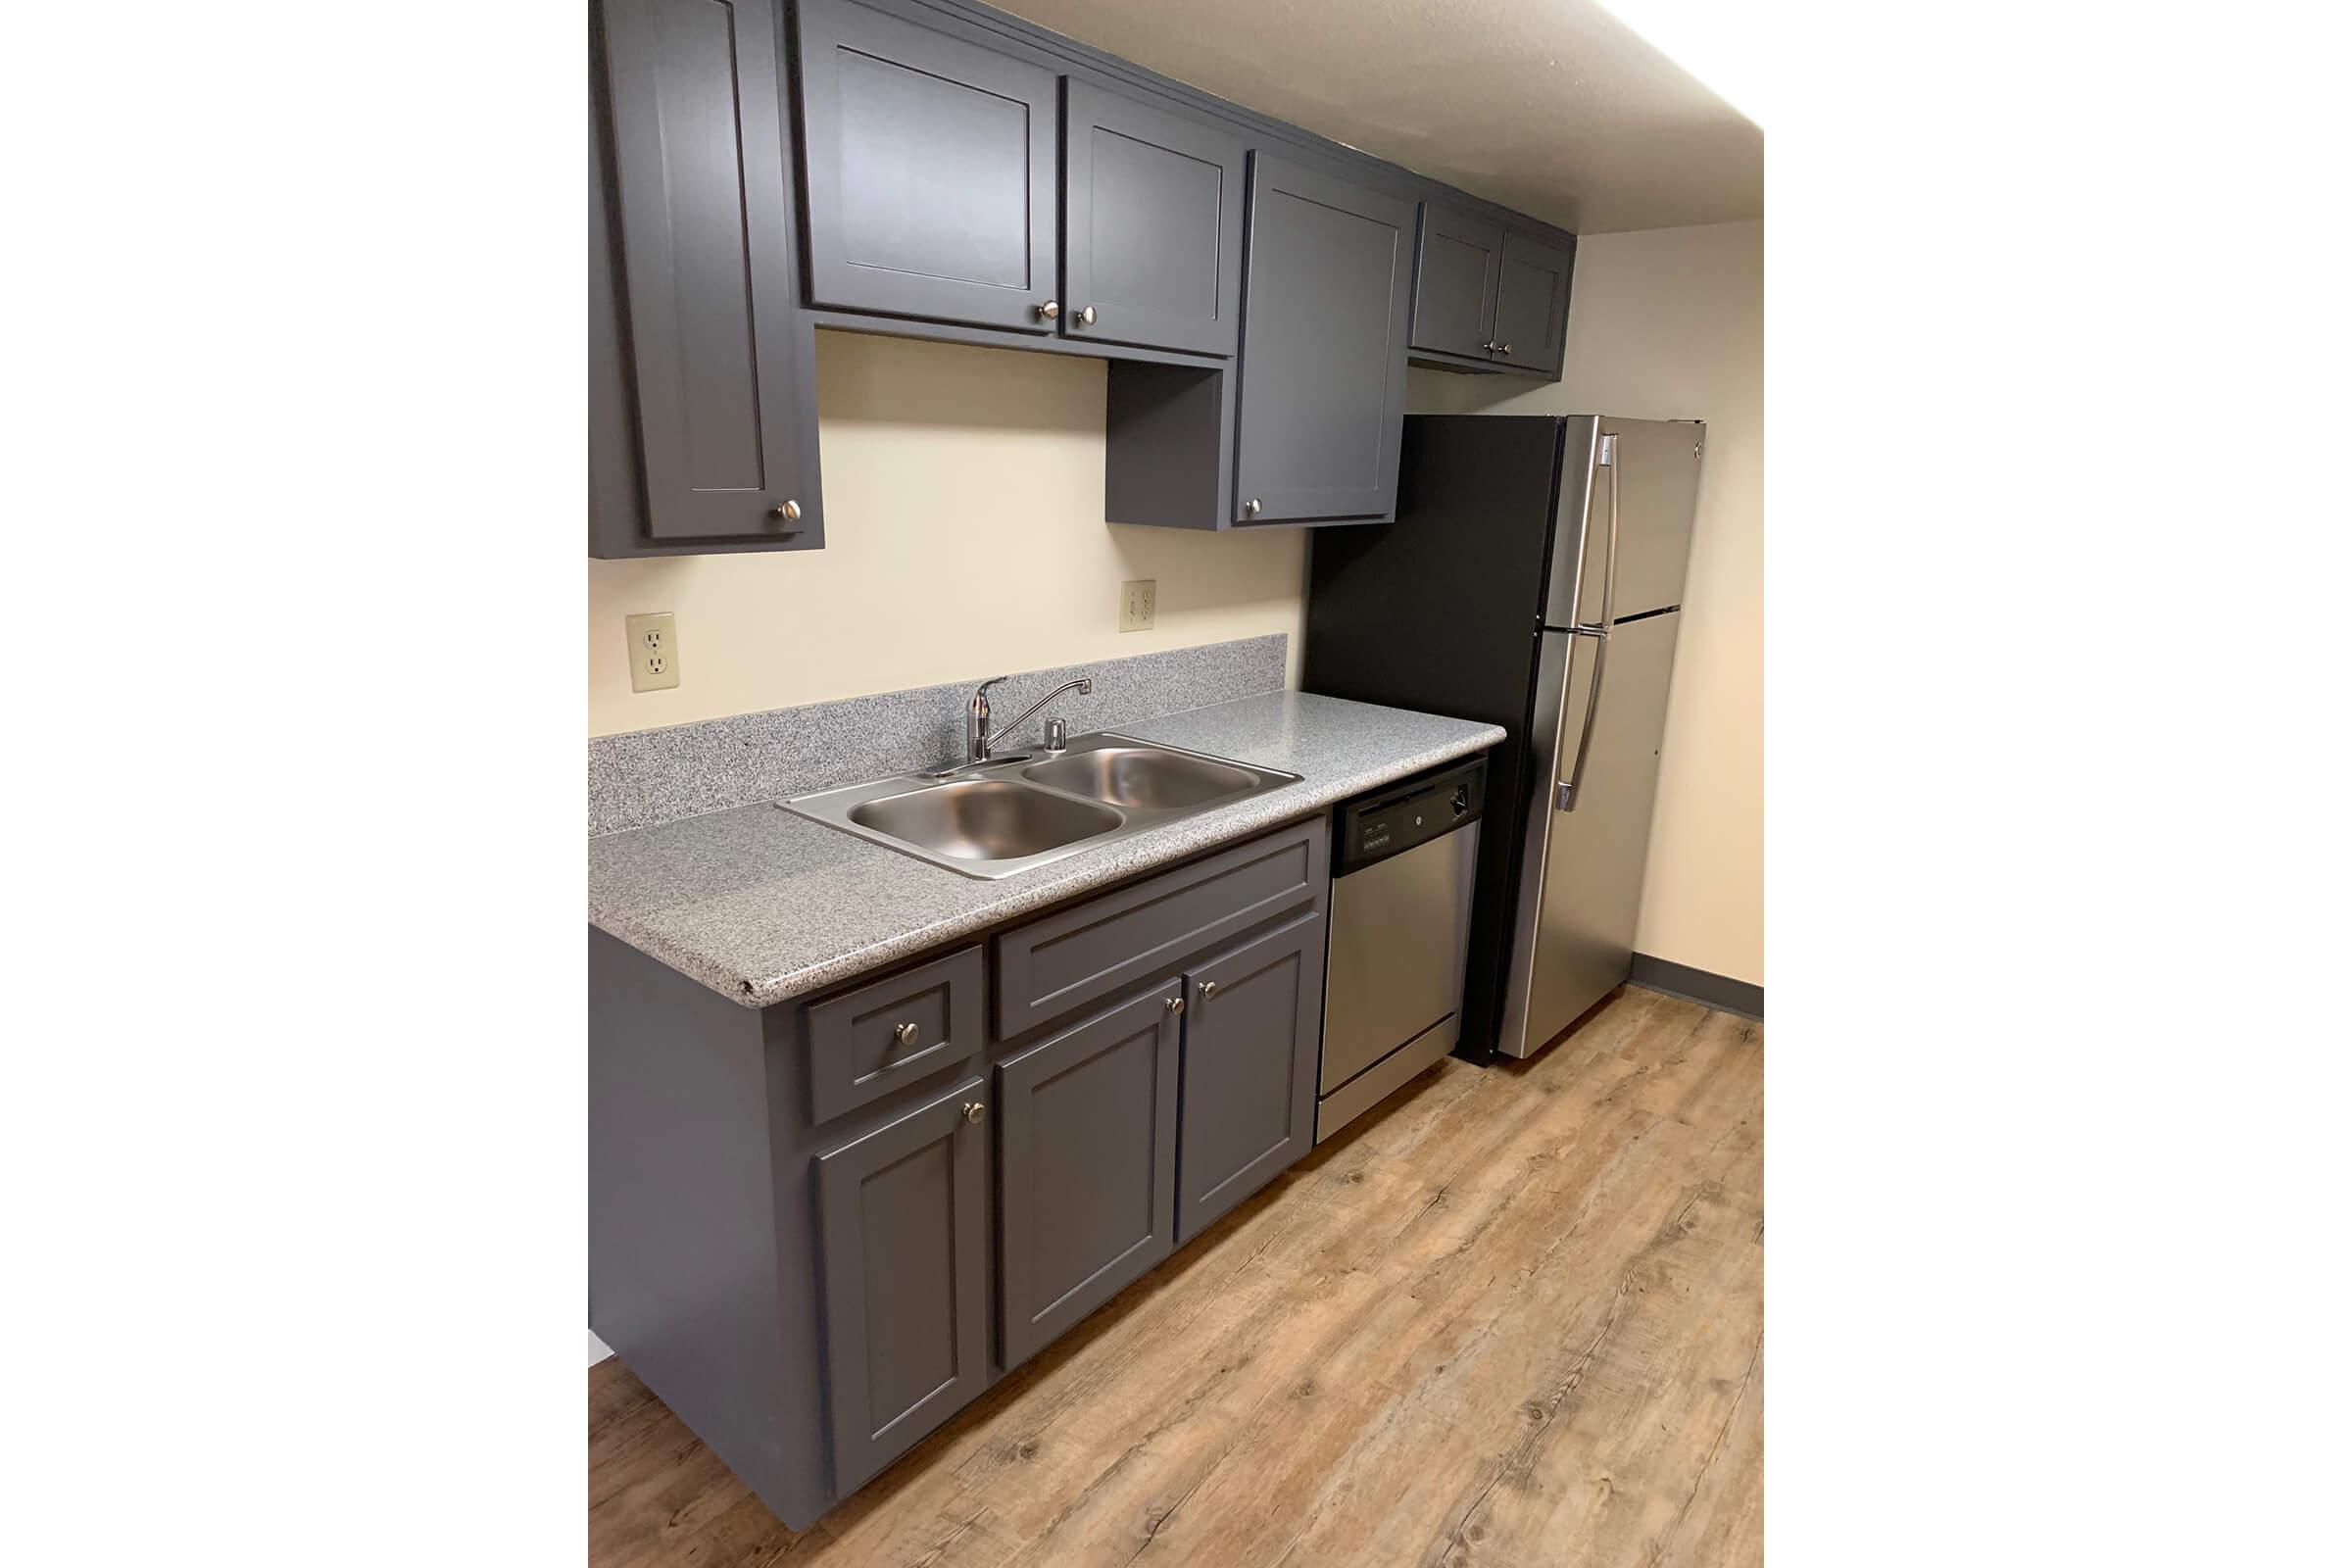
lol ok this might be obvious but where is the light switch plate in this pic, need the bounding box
[1119,579,1156,632]
[625,612,680,692]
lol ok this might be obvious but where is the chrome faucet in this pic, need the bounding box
[967,675,1093,763]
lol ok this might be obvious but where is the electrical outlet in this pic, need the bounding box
[1119,579,1156,632]
[625,612,681,692]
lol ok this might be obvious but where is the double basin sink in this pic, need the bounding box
[783,732,1301,879]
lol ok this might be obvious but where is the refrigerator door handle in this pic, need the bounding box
[1555,630,1608,811]
[1556,434,1619,812]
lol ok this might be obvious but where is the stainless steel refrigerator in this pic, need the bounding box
[1303,414,1704,1061]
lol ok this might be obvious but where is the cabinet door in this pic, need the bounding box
[1062,82,1246,357]
[815,1074,991,1493]
[795,0,1058,332]
[1408,202,1503,360]
[596,0,819,544]
[997,982,1181,1370]
[1176,911,1326,1243]
[1231,155,1414,524]
[1491,231,1574,378]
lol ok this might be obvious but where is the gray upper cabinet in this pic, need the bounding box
[1061,82,1246,358]
[1491,231,1575,377]
[592,0,1580,544]
[592,0,821,554]
[1409,201,1504,361]
[795,0,1059,333]
[996,981,1181,1371]
[815,1072,991,1492]
[1175,910,1325,1243]
[1231,155,1414,524]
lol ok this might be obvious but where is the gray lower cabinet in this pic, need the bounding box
[996,980,1182,1369]
[590,0,822,555]
[1232,154,1415,525]
[590,814,1345,1529]
[814,1072,992,1493]
[1491,231,1575,378]
[1062,81,1247,358]
[1409,201,1505,361]
[795,0,1059,332]
[1176,909,1327,1242]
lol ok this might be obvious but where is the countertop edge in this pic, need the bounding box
[591,717,1505,1010]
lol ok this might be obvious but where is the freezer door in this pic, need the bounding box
[1497,613,1682,1058]
[1544,417,1706,627]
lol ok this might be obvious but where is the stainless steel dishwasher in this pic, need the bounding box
[1317,755,1487,1142]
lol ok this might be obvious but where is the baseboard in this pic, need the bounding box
[589,1329,613,1368]
[1627,954,1763,1020]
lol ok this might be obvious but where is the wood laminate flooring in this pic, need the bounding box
[589,986,1762,1567]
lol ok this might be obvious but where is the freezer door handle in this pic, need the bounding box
[1556,435,1620,812]
[1575,432,1621,636]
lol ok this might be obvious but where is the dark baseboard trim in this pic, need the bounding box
[1628,954,1763,1021]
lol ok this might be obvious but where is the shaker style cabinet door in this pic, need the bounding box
[594,0,820,546]
[1175,911,1325,1243]
[1061,81,1247,357]
[1230,155,1415,524]
[814,1074,992,1493]
[1490,231,1574,377]
[794,0,1059,332]
[996,982,1181,1371]
[1408,201,1504,360]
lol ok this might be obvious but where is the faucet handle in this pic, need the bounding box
[1044,717,1069,752]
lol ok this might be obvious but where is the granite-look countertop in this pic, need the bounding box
[588,691,1504,1007]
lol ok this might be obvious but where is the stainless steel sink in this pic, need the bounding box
[1022,746,1261,810]
[782,732,1301,879]
[848,779,1122,864]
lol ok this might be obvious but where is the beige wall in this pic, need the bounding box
[1411,219,1762,986]
[590,228,1758,982]
[588,331,1307,737]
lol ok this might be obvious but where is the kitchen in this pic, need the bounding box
[587,0,1759,1558]
[14,1,2337,1563]
[9,6,2342,1560]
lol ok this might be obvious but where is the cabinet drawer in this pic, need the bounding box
[994,819,1326,1038]
[805,945,986,1123]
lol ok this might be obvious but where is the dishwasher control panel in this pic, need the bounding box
[1334,754,1487,876]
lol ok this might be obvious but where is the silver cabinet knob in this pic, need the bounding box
[772,499,802,521]
[1198,981,1217,1002]
[1075,305,1097,326]
[1481,341,1501,354]
[892,1022,918,1046]
[962,1101,987,1124]
[1243,498,1262,517]
[1036,299,1060,319]
[1497,343,1513,356]
[1165,994,1184,1016]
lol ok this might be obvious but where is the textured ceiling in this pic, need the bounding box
[993,0,1762,233]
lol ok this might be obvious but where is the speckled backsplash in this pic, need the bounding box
[587,634,1288,836]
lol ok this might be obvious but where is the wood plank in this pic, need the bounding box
[587,989,1763,1567]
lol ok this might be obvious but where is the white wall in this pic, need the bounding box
[1411,219,1762,986]
[588,332,1307,738]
